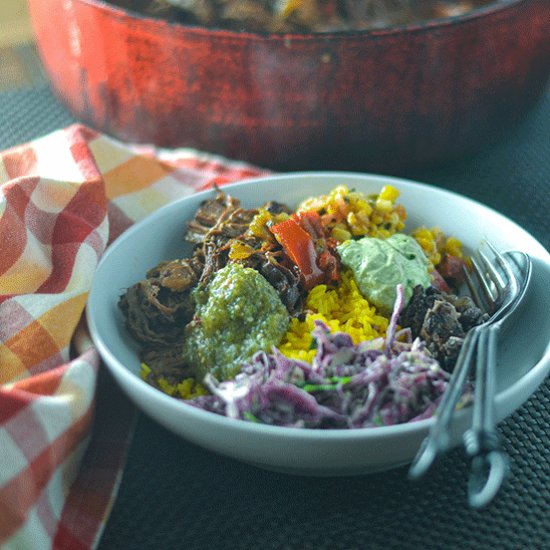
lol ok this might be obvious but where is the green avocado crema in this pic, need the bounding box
[337,233,431,316]
[182,263,289,381]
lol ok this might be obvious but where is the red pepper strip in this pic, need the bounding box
[270,218,324,290]
[295,210,341,284]
[292,210,324,240]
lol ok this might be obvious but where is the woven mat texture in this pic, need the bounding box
[1,82,549,550]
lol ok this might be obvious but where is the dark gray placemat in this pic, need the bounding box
[0,83,75,150]
[1,80,548,550]
[99,393,550,550]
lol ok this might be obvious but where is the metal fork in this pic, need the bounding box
[408,242,531,506]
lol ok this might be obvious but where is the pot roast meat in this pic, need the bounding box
[140,345,190,375]
[184,191,305,315]
[259,255,303,315]
[450,294,489,333]
[420,300,465,371]
[199,240,230,285]
[400,285,439,336]
[184,191,246,244]
[399,285,488,371]
[205,207,259,249]
[180,191,254,284]
[118,257,202,345]
[146,256,203,292]
[120,190,306,365]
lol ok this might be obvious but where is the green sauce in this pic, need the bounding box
[337,234,431,315]
[182,263,289,381]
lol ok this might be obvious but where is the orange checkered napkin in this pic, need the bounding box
[0,125,269,549]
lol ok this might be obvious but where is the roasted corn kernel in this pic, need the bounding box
[298,184,405,242]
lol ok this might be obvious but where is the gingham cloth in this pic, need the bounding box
[0,125,269,549]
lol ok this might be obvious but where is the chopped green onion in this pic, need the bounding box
[243,411,261,423]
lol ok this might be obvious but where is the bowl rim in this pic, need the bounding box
[68,0,526,40]
[87,171,550,443]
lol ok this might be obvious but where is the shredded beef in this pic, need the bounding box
[399,285,488,371]
[146,256,203,292]
[141,345,189,374]
[420,300,465,370]
[451,295,489,333]
[184,191,303,314]
[119,190,301,352]
[184,191,254,246]
[184,191,240,243]
[118,257,202,345]
[259,255,303,315]
[184,192,261,286]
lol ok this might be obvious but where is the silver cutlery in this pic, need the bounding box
[408,242,532,507]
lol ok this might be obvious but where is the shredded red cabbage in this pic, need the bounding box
[188,284,464,429]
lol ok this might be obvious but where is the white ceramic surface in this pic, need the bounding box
[87,172,550,476]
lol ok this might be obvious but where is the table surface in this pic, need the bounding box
[1,45,549,550]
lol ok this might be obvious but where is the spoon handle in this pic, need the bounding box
[408,327,479,480]
[463,325,509,508]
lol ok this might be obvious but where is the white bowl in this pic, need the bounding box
[87,172,550,476]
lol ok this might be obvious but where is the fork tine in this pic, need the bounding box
[479,245,508,291]
[463,262,487,312]
[485,240,510,273]
[486,243,521,315]
[467,242,511,315]
[474,255,499,311]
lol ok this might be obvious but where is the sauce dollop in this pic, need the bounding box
[182,263,289,381]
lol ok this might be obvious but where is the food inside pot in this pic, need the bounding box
[107,1,502,32]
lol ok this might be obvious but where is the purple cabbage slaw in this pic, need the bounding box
[188,285,461,429]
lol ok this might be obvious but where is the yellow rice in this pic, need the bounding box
[139,362,208,399]
[279,270,390,363]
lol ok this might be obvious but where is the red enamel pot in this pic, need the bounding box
[27,0,550,171]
